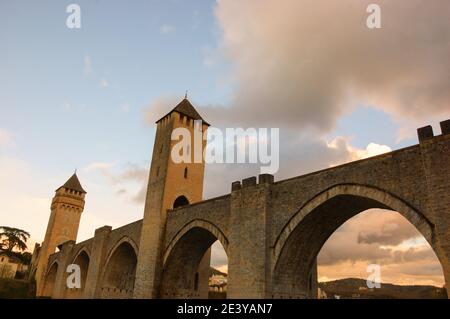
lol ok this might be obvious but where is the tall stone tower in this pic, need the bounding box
[134,98,209,298]
[35,173,86,296]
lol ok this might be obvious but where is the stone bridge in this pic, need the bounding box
[38,120,450,299]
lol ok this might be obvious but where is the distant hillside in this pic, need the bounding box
[210,267,227,277]
[319,278,447,299]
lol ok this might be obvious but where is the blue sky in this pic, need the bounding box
[1,0,425,182]
[1,0,448,285]
[0,0,231,175]
[0,0,236,246]
[1,1,410,207]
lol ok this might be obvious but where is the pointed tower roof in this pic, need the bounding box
[156,98,210,126]
[57,173,86,194]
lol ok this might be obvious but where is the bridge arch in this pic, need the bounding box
[272,183,441,298]
[164,219,229,265]
[100,236,138,299]
[161,219,229,299]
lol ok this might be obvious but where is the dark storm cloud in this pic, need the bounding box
[214,0,450,131]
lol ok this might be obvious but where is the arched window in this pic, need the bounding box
[184,167,188,179]
[101,241,137,298]
[173,195,189,209]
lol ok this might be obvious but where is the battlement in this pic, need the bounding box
[417,119,450,142]
[232,174,275,191]
[440,119,450,135]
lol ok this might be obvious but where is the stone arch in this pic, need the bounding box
[100,237,138,299]
[72,246,91,260]
[161,219,229,299]
[65,248,90,298]
[272,183,440,299]
[104,236,139,268]
[164,219,229,265]
[42,260,59,298]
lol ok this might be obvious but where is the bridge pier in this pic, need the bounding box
[418,122,450,297]
[52,240,75,299]
[227,175,273,298]
[84,226,112,298]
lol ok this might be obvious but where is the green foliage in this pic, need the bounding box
[0,226,31,253]
[20,252,32,265]
[0,278,33,299]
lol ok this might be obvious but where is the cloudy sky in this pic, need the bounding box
[1,0,449,286]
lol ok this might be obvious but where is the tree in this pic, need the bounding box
[0,226,30,253]
[20,252,32,265]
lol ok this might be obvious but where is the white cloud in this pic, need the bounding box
[62,102,72,111]
[100,78,109,88]
[160,24,176,34]
[83,55,92,75]
[121,103,130,113]
[83,161,148,204]
[210,240,228,273]
[355,143,392,159]
[327,138,392,163]
[0,129,14,147]
[84,161,116,172]
[144,96,180,124]
[214,0,450,131]
[61,102,89,113]
[201,132,392,199]
[317,209,445,286]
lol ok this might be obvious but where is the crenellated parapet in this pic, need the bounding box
[417,119,450,142]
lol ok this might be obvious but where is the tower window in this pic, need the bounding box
[173,195,189,209]
[184,167,188,179]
